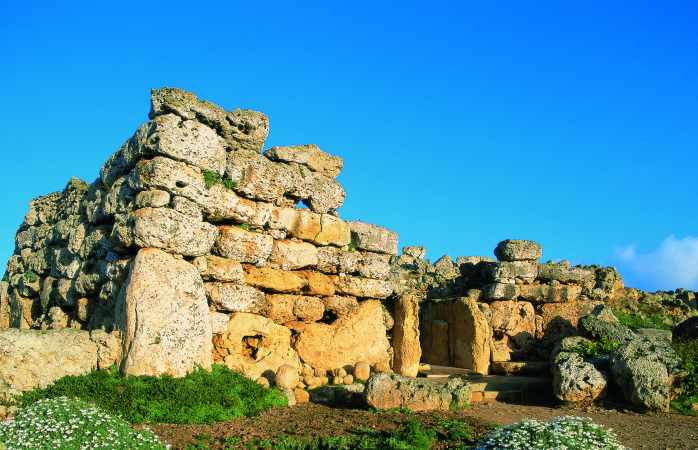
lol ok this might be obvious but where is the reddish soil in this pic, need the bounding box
[139,396,698,450]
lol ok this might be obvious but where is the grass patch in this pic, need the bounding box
[203,170,237,190]
[8,364,287,425]
[614,310,672,331]
[23,271,38,283]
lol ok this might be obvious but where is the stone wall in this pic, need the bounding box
[389,239,697,375]
[0,87,400,385]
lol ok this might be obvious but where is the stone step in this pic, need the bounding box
[419,364,553,403]
[490,361,551,375]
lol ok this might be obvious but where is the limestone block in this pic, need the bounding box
[51,247,81,279]
[290,210,351,246]
[268,207,298,233]
[135,189,170,208]
[304,174,346,213]
[354,361,370,381]
[356,253,391,280]
[293,300,389,370]
[244,267,308,293]
[610,337,683,411]
[113,248,212,377]
[321,296,358,317]
[149,87,269,153]
[148,113,226,174]
[89,329,121,371]
[0,282,10,331]
[0,328,98,402]
[9,291,41,329]
[171,196,203,220]
[226,152,311,203]
[535,301,584,341]
[293,296,325,323]
[537,263,594,285]
[392,293,421,377]
[296,271,335,296]
[214,313,300,379]
[364,372,452,411]
[76,297,99,322]
[210,311,231,335]
[331,275,393,299]
[481,283,520,301]
[552,352,608,402]
[269,240,319,270]
[214,225,273,264]
[493,239,542,262]
[132,207,219,257]
[264,144,343,179]
[482,301,536,359]
[205,282,265,313]
[348,221,398,255]
[192,255,245,283]
[519,284,582,303]
[316,247,341,273]
[402,246,427,259]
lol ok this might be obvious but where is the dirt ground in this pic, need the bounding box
[140,395,698,450]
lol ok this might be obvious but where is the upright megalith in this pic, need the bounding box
[114,248,212,377]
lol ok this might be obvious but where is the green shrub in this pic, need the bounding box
[11,364,286,425]
[670,336,698,415]
[23,271,38,283]
[203,170,237,190]
[568,335,618,358]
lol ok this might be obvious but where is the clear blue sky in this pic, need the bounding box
[1,1,696,293]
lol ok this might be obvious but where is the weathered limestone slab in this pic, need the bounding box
[481,283,520,301]
[304,174,346,213]
[192,255,245,283]
[519,284,582,303]
[320,296,358,317]
[148,113,226,174]
[331,275,393,299]
[493,239,542,262]
[0,282,10,331]
[364,372,452,411]
[205,282,265,313]
[0,328,98,402]
[264,144,343,179]
[214,313,301,379]
[402,246,427,259]
[348,221,398,255]
[269,240,318,270]
[552,352,608,402]
[480,301,536,359]
[210,312,231,335]
[113,248,212,377]
[537,263,594,285]
[131,207,219,257]
[244,267,308,293]
[287,210,351,246]
[424,320,450,366]
[295,270,335,296]
[135,189,170,208]
[149,87,270,153]
[293,300,389,370]
[482,261,538,284]
[214,225,273,264]
[226,152,309,203]
[392,293,421,377]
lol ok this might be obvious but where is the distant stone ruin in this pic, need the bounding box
[1,88,696,411]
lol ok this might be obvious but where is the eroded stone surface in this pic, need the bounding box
[113,248,212,377]
[264,144,343,179]
[348,222,398,256]
[364,372,452,411]
[293,300,389,370]
[214,226,273,264]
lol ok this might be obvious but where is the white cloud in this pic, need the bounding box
[609,235,698,292]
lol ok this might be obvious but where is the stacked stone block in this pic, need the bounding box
[0,87,399,386]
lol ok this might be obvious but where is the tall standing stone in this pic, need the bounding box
[113,248,212,377]
[392,293,421,377]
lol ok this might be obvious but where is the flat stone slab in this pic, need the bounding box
[491,361,551,374]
